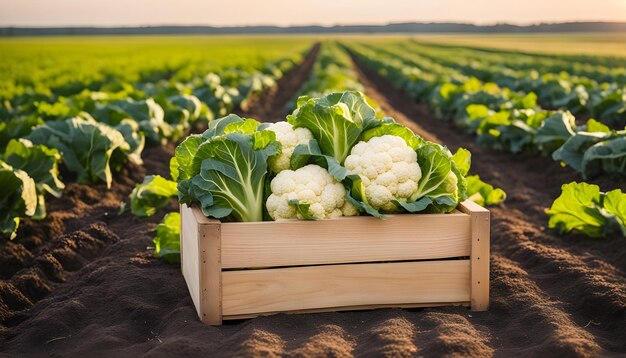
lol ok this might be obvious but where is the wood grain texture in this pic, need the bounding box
[457,200,489,214]
[180,204,201,316]
[458,200,491,311]
[221,260,470,316]
[199,220,222,325]
[220,213,471,268]
[183,201,490,324]
[224,301,470,320]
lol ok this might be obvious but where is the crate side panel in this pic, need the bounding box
[181,204,201,316]
[222,260,470,316]
[221,214,471,269]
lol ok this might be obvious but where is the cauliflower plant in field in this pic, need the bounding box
[344,135,422,212]
[265,122,313,173]
[266,164,358,220]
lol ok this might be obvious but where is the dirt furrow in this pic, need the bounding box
[352,316,417,357]
[486,255,602,357]
[348,50,626,355]
[0,145,175,334]
[237,43,320,122]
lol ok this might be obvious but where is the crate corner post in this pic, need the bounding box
[198,215,223,325]
[459,200,490,311]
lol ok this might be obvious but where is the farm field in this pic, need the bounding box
[413,32,626,57]
[1,35,625,357]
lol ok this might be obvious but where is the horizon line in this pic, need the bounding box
[3,20,626,29]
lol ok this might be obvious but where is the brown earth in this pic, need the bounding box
[237,43,321,122]
[1,45,625,357]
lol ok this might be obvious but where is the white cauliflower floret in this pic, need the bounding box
[344,135,422,212]
[340,201,359,216]
[266,122,313,173]
[267,164,358,220]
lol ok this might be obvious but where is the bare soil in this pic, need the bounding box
[237,43,320,122]
[1,45,625,357]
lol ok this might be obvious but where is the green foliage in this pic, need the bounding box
[408,143,459,213]
[348,40,626,178]
[3,139,64,197]
[172,91,505,222]
[93,98,172,144]
[552,129,626,179]
[466,175,507,206]
[3,139,65,218]
[177,129,280,222]
[115,118,145,166]
[288,199,319,221]
[0,161,37,239]
[0,116,44,151]
[26,117,131,188]
[547,182,626,238]
[534,112,577,154]
[0,38,316,239]
[129,175,178,217]
[288,91,378,164]
[290,139,349,181]
[359,121,424,150]
[153,212,181,264]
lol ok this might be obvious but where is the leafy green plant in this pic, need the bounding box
[288,91,378,164]
[0,161,37,239]
[451,148,506,207]
[27,117,131,188]
[0,116,43,151]
[2,139,65,218]
[153,212,181,264]
[174,115,281,222]
[93,98,173,145]
[465,175,507,206]
[552,128,626,179]
[546,182,626,238]
[129,175,178,217]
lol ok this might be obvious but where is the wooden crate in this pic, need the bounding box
[180,200,489,325]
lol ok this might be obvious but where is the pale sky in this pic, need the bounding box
[1,0,625,27]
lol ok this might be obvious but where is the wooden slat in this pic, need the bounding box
[457,200,489,215]
[190,204,214,224]
[224,301,470,320]
[222,260,470,316]
[220,213,471,268]
[182,205,224,324]
[458,200,490,311]
[180,204,201,316]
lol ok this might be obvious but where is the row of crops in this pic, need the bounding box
[348,41,625,178]
[0,37,314,239]
[346,40,625,237]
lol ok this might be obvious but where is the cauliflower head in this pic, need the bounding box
[266,164,358,220]
[265,122,313,173]
[344,135,422,212]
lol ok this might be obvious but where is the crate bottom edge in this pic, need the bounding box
[221,301,471,320]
